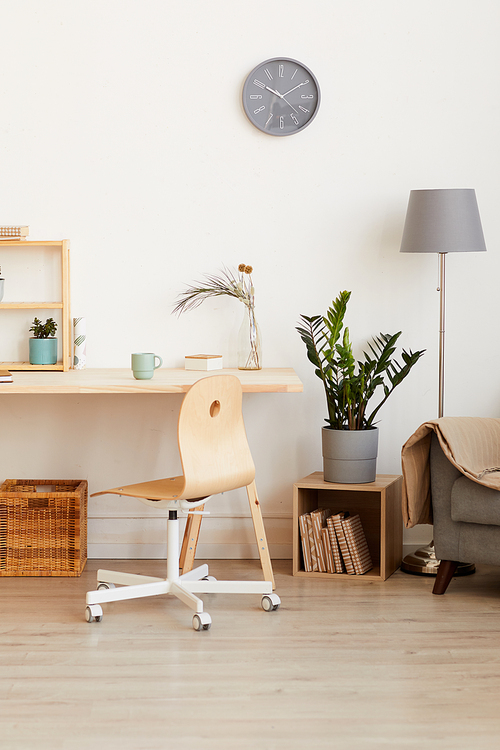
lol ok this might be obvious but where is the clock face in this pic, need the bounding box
[242,57,320,136]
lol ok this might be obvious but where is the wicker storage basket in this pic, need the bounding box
[0,479,87,576]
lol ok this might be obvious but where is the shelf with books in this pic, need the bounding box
[293,472,403,582]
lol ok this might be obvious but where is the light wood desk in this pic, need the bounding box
[1,367,303,586]
[0,367,303,394]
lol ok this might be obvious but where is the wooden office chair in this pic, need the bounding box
[85,374,280,631]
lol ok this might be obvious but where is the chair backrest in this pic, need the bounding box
[177,375,256,500]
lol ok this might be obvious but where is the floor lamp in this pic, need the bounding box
[399,188,487,575]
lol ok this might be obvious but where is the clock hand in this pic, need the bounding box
[280,95,298,114]
[281,81,308,97]
[265,86,299,114]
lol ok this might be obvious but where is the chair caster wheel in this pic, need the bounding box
[85,604,103,623]
[261,593,281,611]
[202,575,217,581]
[97,582,116,590]
[193,612,212,631]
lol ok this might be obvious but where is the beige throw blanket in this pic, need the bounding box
[401,417,500,528]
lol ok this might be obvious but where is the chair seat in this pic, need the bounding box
[91,475,209,509]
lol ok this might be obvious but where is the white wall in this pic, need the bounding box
[1,0,499,557]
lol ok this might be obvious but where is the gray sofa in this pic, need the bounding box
[431,433,500,594]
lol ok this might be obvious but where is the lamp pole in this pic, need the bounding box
[438,253,446,419]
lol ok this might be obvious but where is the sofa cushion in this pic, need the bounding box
[451,474,500,526]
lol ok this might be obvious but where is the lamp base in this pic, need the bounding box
[400,542,475,577]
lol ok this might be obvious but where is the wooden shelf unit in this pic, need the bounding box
[0,240,71,371]
[293,472,403,582]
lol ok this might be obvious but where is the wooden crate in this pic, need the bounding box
[293,472,403,581]
[0,479,87,576]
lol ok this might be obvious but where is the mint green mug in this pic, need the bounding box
[131,352,163,380]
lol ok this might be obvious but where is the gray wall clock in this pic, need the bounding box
[242,57,320,136]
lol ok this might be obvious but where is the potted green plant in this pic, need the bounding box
[29,317,58,365]
[297,290,425,483]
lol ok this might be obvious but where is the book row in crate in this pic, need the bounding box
[299,509,373,575]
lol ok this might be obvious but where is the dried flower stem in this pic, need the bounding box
[173,265,255,315]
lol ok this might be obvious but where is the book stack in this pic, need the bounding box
[0,226,29,240]
[0,370,13,383]
[299,509,373,575]
[185,354,223,371]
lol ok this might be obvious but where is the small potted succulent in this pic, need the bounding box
[29,317,58,365]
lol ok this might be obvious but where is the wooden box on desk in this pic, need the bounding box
[293,472,403,581]
[0,479,87,576]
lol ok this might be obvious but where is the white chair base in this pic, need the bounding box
[85,515,280,630]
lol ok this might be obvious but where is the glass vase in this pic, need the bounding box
[238,304,262,370]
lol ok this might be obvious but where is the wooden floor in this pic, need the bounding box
[2,559,500,749]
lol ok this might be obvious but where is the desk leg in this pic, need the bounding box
[179,504,204,575]
[246,481,275,590]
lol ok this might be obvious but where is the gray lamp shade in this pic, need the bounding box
[400,188,486,254]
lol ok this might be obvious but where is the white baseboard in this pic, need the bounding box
[89,543,426,561]
[87,516,431,561]
[88,543,292,560]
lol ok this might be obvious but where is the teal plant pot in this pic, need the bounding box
[29,337,58,365]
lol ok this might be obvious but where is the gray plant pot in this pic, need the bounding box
[322,426,379,484]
